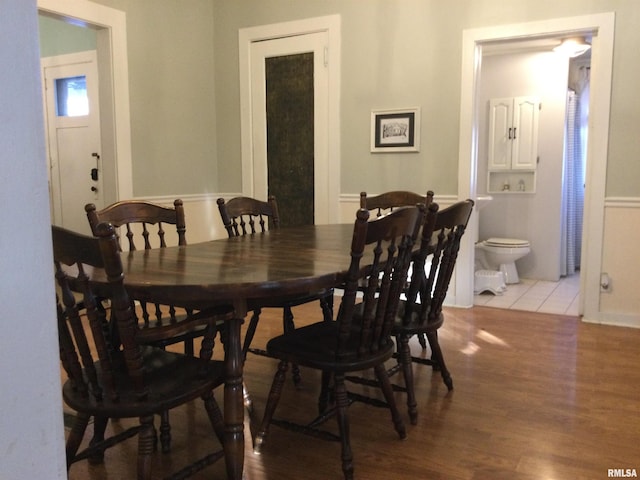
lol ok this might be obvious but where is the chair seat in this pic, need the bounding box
[62,346,226,419]
[251,288,333,310]
[353,301,444,336]
[392,301,444,335]
[266,320,395,372]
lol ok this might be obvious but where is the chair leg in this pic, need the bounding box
[417,332,427,349]
[373,364,407,439]
[333,373,354,480]
[66,412,90,469]
[202,390,225,445]
[253,360,288,454]
[184,338,195,356]
[137,415,156,480]
[87,415,108,464]
[398,334,418,425]
[426,331,453,390]
[318,370,333,414]
[320,293,334,323]
[159,410,171,453]
[199,324,216,363]
[242,308,261,362]
[283,307,302,387]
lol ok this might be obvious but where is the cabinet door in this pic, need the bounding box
[511,96,539,170]
[488,98,512,170]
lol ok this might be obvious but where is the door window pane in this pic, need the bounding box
[55,76,88,117]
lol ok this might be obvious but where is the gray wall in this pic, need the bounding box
[82,0,640,201]
[82,0,218,197]
[39,13,97,57]
[210,0,640,200]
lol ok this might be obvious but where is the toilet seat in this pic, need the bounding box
[484,237,529,248]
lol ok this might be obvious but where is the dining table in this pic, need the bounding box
[105,222,359,479]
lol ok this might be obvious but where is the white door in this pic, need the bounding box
[250,32,329,224]
[488,97,512,170]
[43,51,102,234]
[488,96,539,171]
[511,96,539,170]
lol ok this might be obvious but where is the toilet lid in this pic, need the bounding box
[485,237,529,247]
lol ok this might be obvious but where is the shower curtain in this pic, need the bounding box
[560,89,585,276]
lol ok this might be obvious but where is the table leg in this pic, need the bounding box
[224,315,244,479]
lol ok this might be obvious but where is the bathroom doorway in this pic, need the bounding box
[474,38,590,313]
[457,13,614,323]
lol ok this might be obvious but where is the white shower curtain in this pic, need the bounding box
[560,89,585,276]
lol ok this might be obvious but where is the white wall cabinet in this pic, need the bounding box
[487,96,539,192]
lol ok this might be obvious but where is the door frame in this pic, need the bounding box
[239,15,341,224]
[457,13,615,322]
[42,50,104,230]
[38,0,133,202]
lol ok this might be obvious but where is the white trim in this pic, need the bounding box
[38,0,133,201]
[140,192,242,205]
[582,312,640,329]
[605,197,640,208]
[458,13,615,319]
[239,15,341,224]
[339,193,458,207]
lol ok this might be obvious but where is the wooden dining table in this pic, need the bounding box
[109,222,358,479]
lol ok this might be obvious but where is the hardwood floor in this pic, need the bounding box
[65,304,640,479]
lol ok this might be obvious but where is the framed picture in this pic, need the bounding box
[371,107,420,152]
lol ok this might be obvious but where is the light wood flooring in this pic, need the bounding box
[65,304,640,479]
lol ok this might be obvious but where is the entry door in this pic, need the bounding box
[250,32,328,226]
[43,51,102,234]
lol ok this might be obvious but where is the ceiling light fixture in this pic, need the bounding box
[553,37,591,58]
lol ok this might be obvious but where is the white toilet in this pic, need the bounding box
[475,237,531,284]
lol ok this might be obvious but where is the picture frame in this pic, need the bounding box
[370,107,420,152]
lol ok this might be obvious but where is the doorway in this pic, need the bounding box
[457,13,615,323]
[250,33,327,226]
[42,50,103,234]
[38,0,133,207]
[239,15,342,225]
[473,43,589,314]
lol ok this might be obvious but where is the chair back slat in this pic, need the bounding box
[217,196,280,238]
[338,206,422,360]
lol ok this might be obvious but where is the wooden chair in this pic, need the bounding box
[346,200,473,424]
[53,223,233,479]
[217,196,334,385]
[392,199,473,423]
[252,205,423,480]
[85,198,213,451]
[85,199,206,353]
[359,189,434,346]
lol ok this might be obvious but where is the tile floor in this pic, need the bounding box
[473,273,580,316]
